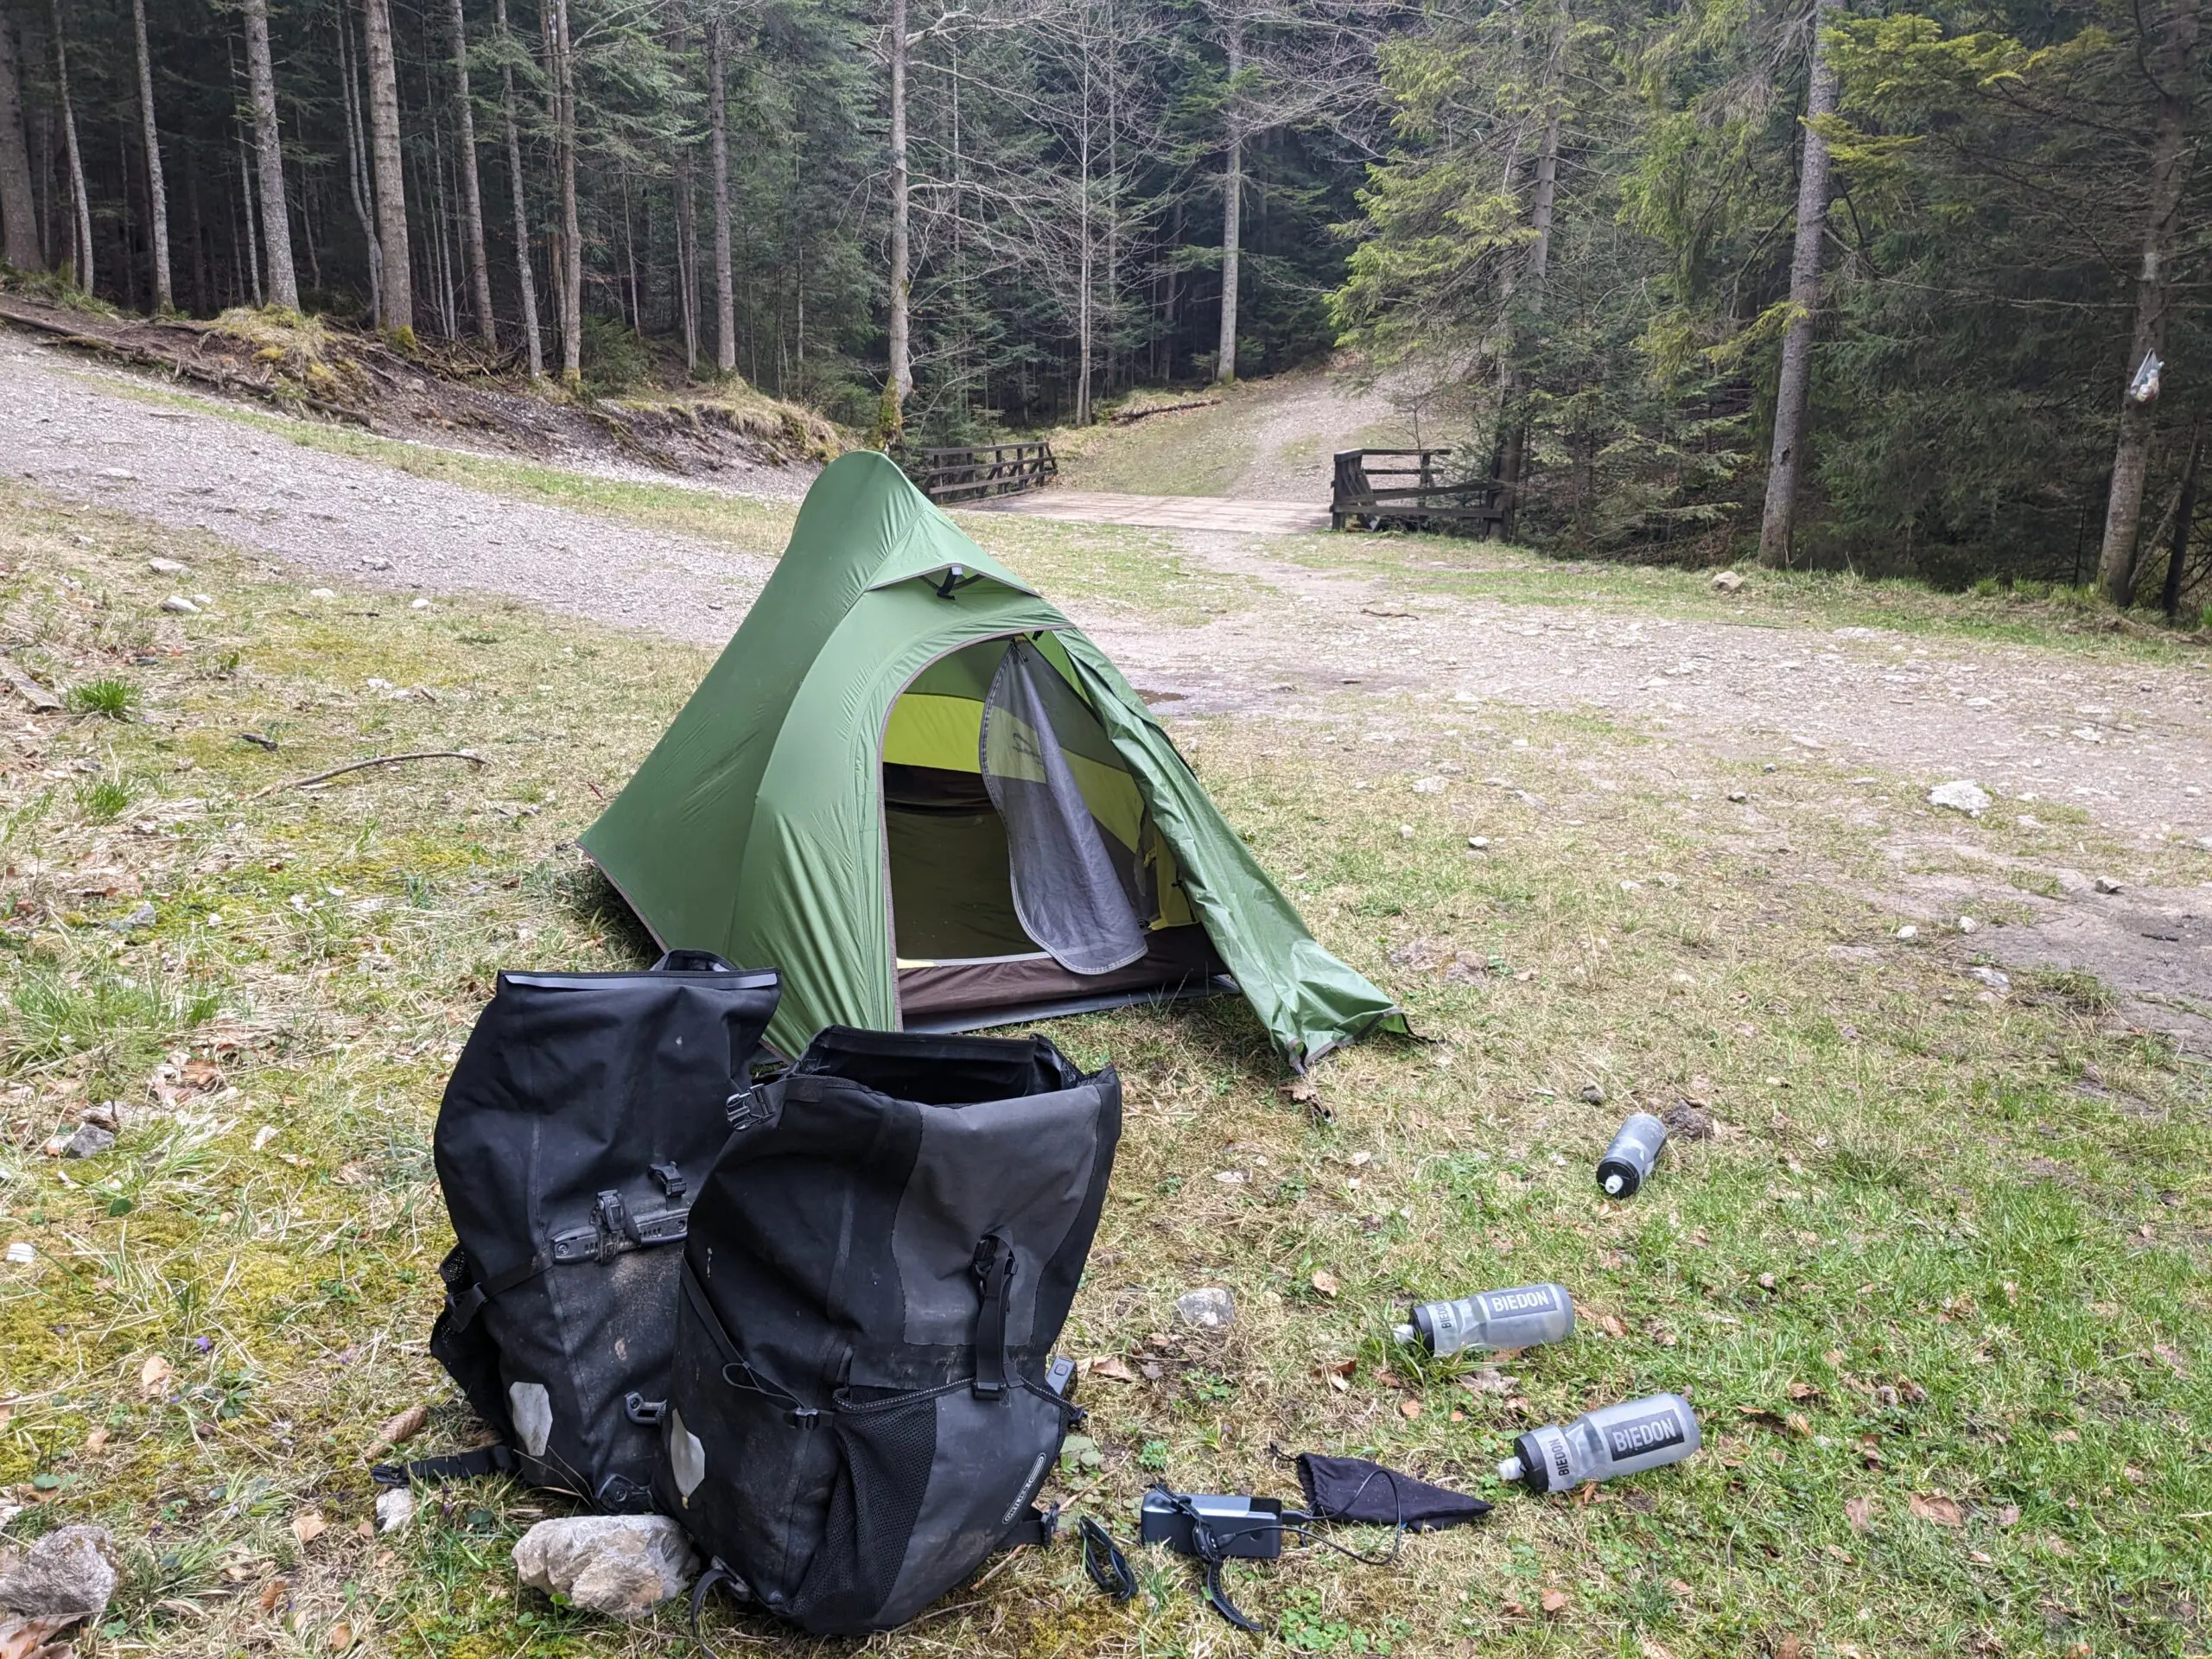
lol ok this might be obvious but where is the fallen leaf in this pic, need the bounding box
[83,1427,108,1454]
[1641,1642,1679,1659]
[1327,1372,1349,1394]
[1309,1269,1340,1300]
[1910,1493,1964,1528]
[1594,1313,1627,1338]
[1086,1357,1138,1383]
[1667,1579,1694,1598]
[327,1620,354,1652]
[1843,1495,1874,1530]
[1373,1370,1402,1389]
[1320,1357,1356,1377]
[138,1354,173,1395]
[1501,1599,1527,1618]
[1776,1637,1804,1659]
[372,1405,428,1451]
[1994,1503,2020,1528]
[257,1580,288,1615]
[353,1520,374,1540]
[1281,1077,1319,1106]
[292,1511,328,1547]
[1399,1397,1421,1421]
[1786,1381,1823,1401]
[1540,1588,1569,1614]
[0,1615,85,1659]
[1786,1413,1812,1439]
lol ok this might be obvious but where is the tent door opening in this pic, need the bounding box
[880,634,1228,1029]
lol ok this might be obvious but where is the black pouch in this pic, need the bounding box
[385,951,779,1510]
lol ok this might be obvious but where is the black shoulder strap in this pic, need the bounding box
[970,1234,1016,1400]
[371,1443,518,1487]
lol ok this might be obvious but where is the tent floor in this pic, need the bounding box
[902,975,1238,1034]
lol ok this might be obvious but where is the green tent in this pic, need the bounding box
[581,451,1403,1069]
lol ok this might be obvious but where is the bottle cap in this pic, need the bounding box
[1496,1455,1526,1483]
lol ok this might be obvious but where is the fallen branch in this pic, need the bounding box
[0,653,62,712]
[256,749,486,798]
[1110,397,1221,425]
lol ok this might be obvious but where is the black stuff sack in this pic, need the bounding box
[664,1026,1121,1637]
[380,951,779,1510]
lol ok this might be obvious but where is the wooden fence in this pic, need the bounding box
[1331,448,1504,534]
[913,441,1058,505]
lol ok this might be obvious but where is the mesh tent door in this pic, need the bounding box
[980,639,1148,975]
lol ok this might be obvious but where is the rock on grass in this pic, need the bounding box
[512,1516,697,1619]
[0,1525,118,1618]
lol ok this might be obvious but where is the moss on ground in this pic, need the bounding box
[2,483,2207,1657]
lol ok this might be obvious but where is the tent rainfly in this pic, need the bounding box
[581,451,1404,1069]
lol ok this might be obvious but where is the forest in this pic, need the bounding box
[0,0,2206,606]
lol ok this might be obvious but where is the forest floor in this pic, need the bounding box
[3,338,2210,1657]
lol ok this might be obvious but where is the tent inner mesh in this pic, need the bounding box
[979,640,1148,975]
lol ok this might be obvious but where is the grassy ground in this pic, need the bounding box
[1283,531,2212,664]
[3,487,2209,1658]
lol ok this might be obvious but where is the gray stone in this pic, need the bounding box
[115,903,156,931]
[1710,569,1745,594]
[1174,1287,1236,1332]
[61,1122,115,1159]
[1927,780,1992,817]
[512,1516,697,1620]
[1579,1082,1606,1105]
[375,1489,416,1535]
[146,557,188,575]
[2093,876,2125,894]
[1968,966,2011,992]
[0,1525,118,1618]
[158,595,198,615]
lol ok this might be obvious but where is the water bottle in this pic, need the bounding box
[1497,1394,1700,1492]
[1597,1112,1669,1197]
[1392,1282,1575,1356]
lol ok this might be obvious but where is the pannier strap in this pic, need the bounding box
[445,1253,549,1332]
[971,1235,1017,1401]
[1006,1502,1060,1549]
[690,1561,753,1659]
[371,1442,518,1488]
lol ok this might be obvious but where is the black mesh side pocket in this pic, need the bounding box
[786,1383,955,1634]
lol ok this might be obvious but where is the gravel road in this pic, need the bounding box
[8,338,2210,857]
[2,341,778,641]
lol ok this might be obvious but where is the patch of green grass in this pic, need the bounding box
[2,483,2207,1659]
[74,775,132,820]
[66,676,139,719]
[1284,530,2211,664]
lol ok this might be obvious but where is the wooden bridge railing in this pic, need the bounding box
[914,441,1059,505]
[1332,448,1505,535]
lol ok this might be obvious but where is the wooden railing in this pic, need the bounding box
[914,441,1059,505]
[1332,448,1505,534]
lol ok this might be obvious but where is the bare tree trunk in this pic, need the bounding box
[545,0,582,382]
[362,0,413,341]
[1496,81,1560,539]
[0,12,41,271]
[676,143,698,372]
[128,0,170,308]
[1075,32,1093,423]
[339,14,381,319]
[1214,13,1242,384]
[493,0,541,377]
[440,0,494,346]
[885,0,911,429]
[1758,0,1840,568]
[49,0,91,290]
[240,0,297,309]
[708,16,735,375]
[2162,422,2202,617]
[236,118,261,305]
[2097,0,2202,604]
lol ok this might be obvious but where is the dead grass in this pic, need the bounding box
[2,484,2208,1658]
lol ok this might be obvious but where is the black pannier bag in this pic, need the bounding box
[385,952,779,1510]
[663,1026,1121,1637]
